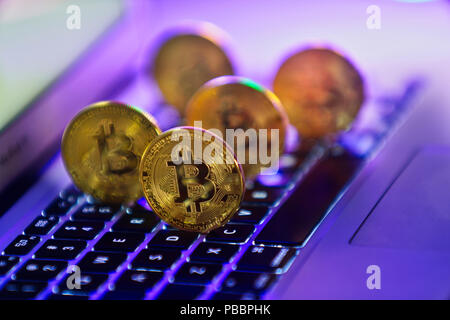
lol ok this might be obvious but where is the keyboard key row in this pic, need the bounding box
[54,221,104,240]
[12,259,67,282]
[0,281,47,300]
[73,204,121,221]
[34,239,86,260]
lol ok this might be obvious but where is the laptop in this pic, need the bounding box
[0,0,449,300]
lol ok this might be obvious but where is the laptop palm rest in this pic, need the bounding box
[351,147,450,251]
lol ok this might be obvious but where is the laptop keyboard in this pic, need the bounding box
[0,146,316,300]
[0,80,421,300]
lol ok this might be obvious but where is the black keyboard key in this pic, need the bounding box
[57,273,109,295]
[236,246,296,273]
[112,270,163,293]
[54,220,104,240]
[129,203,153,214]
[147,230,198,249]
[73,204,120,221]
[211,292,258,300]
[221,272,276,294]
[242,187,284,206]
[255,171,295,188]
[43,197,75,216]
[230,206,269,225]
[59,185,83,203]
[48,294,89,300]
[173,262,222,285]
[3,235,40,256]
[102,290,145,300]
[94,232,144,252]
[278,153,304,173]
[77,251,127,273]
[34,239,86,260]
[205,224,254,243]
[255,150,362,246]
[131,249,181,271]
[0,280,47,300]
[156,284,204,300]
[0,256,20,276]
[13,259,67,281]
[25,215,59,236]
[112,209,159,233]
[189,243,239,264]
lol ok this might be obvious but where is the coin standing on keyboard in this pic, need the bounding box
[185,76,289,178]
[61,101,161,204]
[151,22,234,116]
[139,127,245,233]
[273,47,365,140]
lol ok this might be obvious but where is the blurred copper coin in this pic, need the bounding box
[185,76,288,178]
[151,23,234,116]
[273,47,365,139]
[62,101,161,204]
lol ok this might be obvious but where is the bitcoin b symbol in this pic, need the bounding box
[167,159,215,216]
[94,120,138,175]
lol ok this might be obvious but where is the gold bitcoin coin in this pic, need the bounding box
[185,76,288,178]
[139,127,244,233]
[151,23,234,115]
[62,101,161,204]
[273,47,365,139]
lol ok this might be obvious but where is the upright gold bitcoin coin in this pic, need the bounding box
[185,76,288,178]
[140,127,244,233]
[62,101,161,204]
[152,24,234,115]
[273,47,365,139]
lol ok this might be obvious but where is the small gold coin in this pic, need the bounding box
[62,101,161,204]
[185,76,288,178]
[139,127,244,233]
[273,47,365,139]
[151,24,234,115]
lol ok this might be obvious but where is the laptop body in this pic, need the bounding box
[0,0,449,300]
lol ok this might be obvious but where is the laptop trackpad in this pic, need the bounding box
[351,147,450,251]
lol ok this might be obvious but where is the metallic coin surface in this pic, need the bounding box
[185,76,288,178]
[152,26,234,115]
[273,47,365,139]
[62,101,161,204]
[140,127,244,233]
